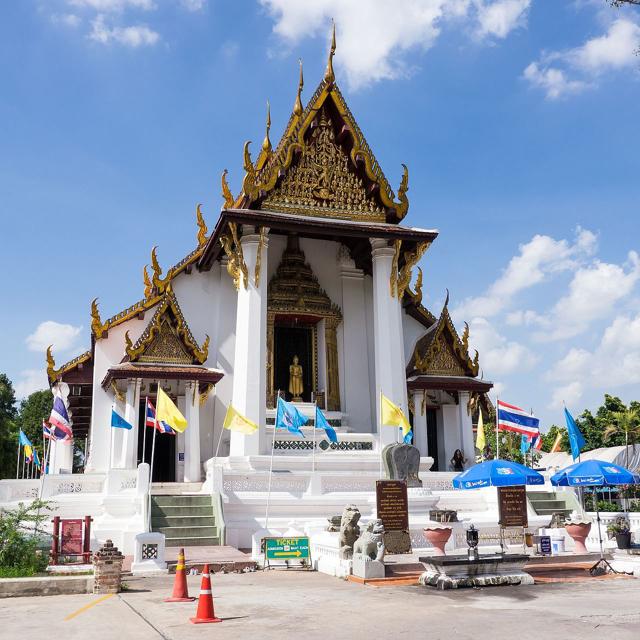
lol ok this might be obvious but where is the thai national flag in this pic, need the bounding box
[532,433,543,451]
[497,400,540,437]
[146,398,174,434]
[48,395,73,441]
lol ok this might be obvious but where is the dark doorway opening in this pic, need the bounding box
[274,325,313,402]
[137,400,176,482]
[426,409,439,471]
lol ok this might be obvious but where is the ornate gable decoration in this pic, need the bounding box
[124,286,209,365]
[262,110,385,221]
[237,29,409,223]
[408,296,479,378]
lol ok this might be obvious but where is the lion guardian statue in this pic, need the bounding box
[338,505,361,559]
[353,519,385,562]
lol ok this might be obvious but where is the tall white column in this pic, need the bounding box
[458,391,475,468]
[411,390,428,457]
[371,238,408,448]
[50,438,74,474]
[230,230,269,456]
[120,378,141,469]
[339,247,372,432]
[184,381,201,482]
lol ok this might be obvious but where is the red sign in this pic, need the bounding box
[60,519,83,555]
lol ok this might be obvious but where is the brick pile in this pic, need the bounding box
[92,539,124,594]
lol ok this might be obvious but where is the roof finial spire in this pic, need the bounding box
[262,100,272,153]
[293,58,304,116]
[324,20,336,84]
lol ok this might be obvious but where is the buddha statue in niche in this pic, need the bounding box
[289,355,304,402]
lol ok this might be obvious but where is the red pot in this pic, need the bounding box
[565,523,591,554]
[423,527,453,556]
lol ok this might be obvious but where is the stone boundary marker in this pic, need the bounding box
[93,540,124,594]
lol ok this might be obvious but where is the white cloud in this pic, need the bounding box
[259,0,529,90]
[468,317,538,376]
[68,0,155,11]
[475,0,530,39]
[549,382,583,410]
[51,13,82,27]
[181,0,206,10]
[14,370,50,400]
[26,321,83,353]
[89,14,160,46]
[454,228,597,319]
[525,19,640,100]
[533,251,640,341]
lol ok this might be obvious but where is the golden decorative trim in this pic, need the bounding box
[262,101,272,154]
[412,267,423,306]
[143,265,153,299]
[390,239,401,297]
[293,58,304,117]
[91,298,106,339]
[46,345,60,382]
[199,382,213,407]
[221,169,235,209]
[324,21,336,84]
[219,222,249,290]
[462,321,469,354]
[196,203,208,247]
[125,286,209,365]
[408,392,415,416]
[254,226,267,288]
[397,240,430,299]
[421,389,426,416]
[111,380,125,403]
[325,317,340,411]
[241,142,259,201]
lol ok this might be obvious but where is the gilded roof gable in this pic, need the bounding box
[124,286,209,365]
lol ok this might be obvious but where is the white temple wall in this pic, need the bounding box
[299,238,342,308]
[363,275,377,430]
[402,313,428,365]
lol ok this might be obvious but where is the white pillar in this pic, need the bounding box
[411,390,428,457]
[184,381,201,482]
[50,438,74,474]
[339,247,372,432]
[458,391,475,468]
[230,230,269,456]
[176,394,186,481]
[120,378,141,469]
[371,238,408,448]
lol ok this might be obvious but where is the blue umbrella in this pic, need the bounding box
[453,459,544,489]
[550,459,637,487]
[551,459,638,573]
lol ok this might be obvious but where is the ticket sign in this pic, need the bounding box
[60,519,83,555]
[264,537,310,560]
[497,486,528,528]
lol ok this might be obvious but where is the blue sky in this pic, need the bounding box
[1,0,639,429]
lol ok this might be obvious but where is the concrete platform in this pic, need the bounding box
[165,545,256,573]
[0,575,94,598]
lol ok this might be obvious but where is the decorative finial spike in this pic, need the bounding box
[444,288,450,309]
[324,21,336,84]
[196,203,208,247]
[221,169,234,209]
[262,100,272,153]
[294,58,304,116]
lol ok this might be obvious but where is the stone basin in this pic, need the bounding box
[418,554,533,590]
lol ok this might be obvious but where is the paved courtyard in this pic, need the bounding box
[2,570,640,640]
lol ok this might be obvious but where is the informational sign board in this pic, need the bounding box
[376,480,409,531]
[539,536,552,555]
[497,486,528,528]
[263,537,310,566]
[60,519,83,555]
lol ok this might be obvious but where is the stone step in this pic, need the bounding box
[535,508,572,516]
[156,525,219,538]
[165,536,220,547]
[531,500,567,510]
[151,515,216,528]
[151,495,211,507]
[151,505,214,517]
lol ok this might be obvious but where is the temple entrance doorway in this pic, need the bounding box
[273,322,316,403]
[137,400,176,482]
[426,408,439,471]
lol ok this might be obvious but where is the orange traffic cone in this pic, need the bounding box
[190,564,221,624]
[164,548,195,603]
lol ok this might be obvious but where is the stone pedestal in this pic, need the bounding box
[93,540,124,594]
[131,532,167,575]
[352,554,385,579]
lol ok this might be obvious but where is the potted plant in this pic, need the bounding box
[564,512,592,554]
[607,516,632,550]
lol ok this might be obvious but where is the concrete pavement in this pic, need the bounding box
[2,570,639,640]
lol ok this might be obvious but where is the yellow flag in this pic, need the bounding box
[380,393,411,437]
[223,405,258,435]
[550,431,563,453]
[475,411,486,451]
[156,387,188,433]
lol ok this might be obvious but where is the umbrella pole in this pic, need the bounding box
[589,488,617,576]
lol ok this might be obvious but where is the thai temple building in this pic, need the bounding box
[15,30,503,554]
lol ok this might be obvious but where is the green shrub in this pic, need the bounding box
[584,496,621,512]
[0,500,51,577]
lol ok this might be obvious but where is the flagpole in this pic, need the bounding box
[312,399,317,475]
[16,435,21,479]
[142,396,148,464]
[22,448,26,480]
[147,424,157,533]
[109,403,115,470]
[264,392,280,533]
[84,436,88,472]
[495,396,500,460]
[379,390,383,478]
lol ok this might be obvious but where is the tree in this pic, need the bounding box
[603,406,640,468]
[15,390,53,466]
[611,1,640,6]
[0,374,18,479]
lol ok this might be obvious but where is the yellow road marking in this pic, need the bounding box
[64,593,114,621]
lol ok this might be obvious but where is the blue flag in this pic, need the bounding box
[403,429,413,445]
[276,397,307,437]
[111,408,133,430]
[520,434,532,454]
[564,407,585,460]
[315,406,338,443]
